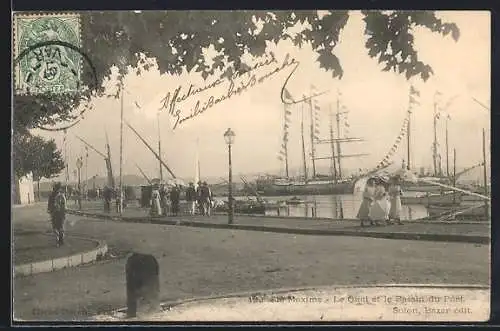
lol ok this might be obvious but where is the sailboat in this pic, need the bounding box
[403,91,458,192]
[256,92,368,196]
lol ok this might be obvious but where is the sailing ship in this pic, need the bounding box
[402,90,466,192]
[256,89,368,196]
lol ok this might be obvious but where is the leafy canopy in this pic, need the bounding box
[13,132,65,181]
[13,10,459,131]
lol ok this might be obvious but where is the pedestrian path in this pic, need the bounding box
[13,229,108,277]
[68,203,490,244]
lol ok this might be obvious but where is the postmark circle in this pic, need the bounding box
[14,40,99,131]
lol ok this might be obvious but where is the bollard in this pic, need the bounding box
[277,208,280,216]
[125,253,160,318]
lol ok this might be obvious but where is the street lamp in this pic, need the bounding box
[223,128,235,224]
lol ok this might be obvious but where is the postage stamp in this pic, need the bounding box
[12,13,82,95]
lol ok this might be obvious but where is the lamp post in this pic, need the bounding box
[223,128,235,224]
[76,157,83,210]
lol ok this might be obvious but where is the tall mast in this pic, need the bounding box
[125,121,177,178]
[104,129,115,188]
[157,113,163,182]
[119,83,124,213]
[407,92,411,170]
[301,102,308,181]
[135,163,152,185]
[432,96,439,176]
[482,128,489,219]
[453,148,456,187]
[283,103,289,178]
[329,104,338,183]
[445,116,450,177]
[335,92,343,179]
[309,95,316,178]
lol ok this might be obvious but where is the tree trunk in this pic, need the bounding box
[37,180,41,202]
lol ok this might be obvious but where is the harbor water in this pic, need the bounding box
[226,193,429,221]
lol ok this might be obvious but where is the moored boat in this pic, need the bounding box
[285,196,306,205]
[401,191,462,206]
[255,175,354,196]
[461,195,489,202]
[427,204,489,219]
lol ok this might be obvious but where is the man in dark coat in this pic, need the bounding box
[186,182,196,215]
[103,186,112,213]
[48,182,67,247]
[196,181,203,215]
[170,185,180,216]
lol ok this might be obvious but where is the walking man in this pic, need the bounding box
[196,181,203,215]
[186,182,196,215]
[48,182,67,247]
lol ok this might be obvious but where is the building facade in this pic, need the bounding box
[12,172,35,205]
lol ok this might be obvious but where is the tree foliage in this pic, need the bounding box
[13,132,65,181]
[13,10,459,131]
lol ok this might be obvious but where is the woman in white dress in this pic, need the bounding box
[150,185,162,216]
[356,177,376,227]
[368,177,391,226]
[388,175,403,224]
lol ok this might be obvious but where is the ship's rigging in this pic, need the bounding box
[278,87,368,184]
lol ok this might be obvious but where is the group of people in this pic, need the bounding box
[101,186,126,213]
[356,174,403,227]
[149,181,213,217]
[189,181,213,216]
[47,182,67,247]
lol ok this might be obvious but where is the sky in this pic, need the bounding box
[30,10,490,183]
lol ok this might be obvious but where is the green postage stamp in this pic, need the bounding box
[13,13,82,95]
